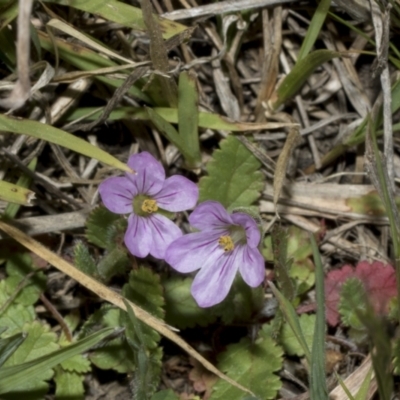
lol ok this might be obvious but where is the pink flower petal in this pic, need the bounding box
[231,213,261,248]
[191,251,240,307]
[147,214,184,259]
[155,176,199,212]
[124,214,152,258]
[189,201,232,231]
[238,246,265,287]
[125,152,165,196]
[99,176,136,214]
[165,231,222,273]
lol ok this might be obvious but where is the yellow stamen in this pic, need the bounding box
[219,235,234,252]
[141,199,158,214]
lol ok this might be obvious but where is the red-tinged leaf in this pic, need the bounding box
[325,261,397,326]
[325,265,353,326]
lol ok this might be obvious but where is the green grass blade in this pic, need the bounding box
[42,0,186,39]
[4,157,37,219]
[310,235,328,400]
[0,114,130,172]
[354,367,373,400]
[178,71,201,168]
[297,0,331,61]
[268,282,311,364]
[0,180,35,206]
[145,107,187,155]
[272,50,341,109]
[0,327,114,394]
[66,106,292,132]
[0,333,26,368]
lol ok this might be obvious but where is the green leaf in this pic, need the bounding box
[43,0,187,39]
[123,301,162,399]
[210,333,283,400]
[163,277,216,329]
[0,180,35,206]
[272,50,341,109]
[0,327,115,395]
[5,253,46,306]
[0,114,130,172]
[4,157,37,218]
[88,308,134,373]
[310,235,328,400]
[122,267,165,350]
[338,278,367,330]
[178,71,201,168]
[0,321,58,397]
[73,241,98,279]
[280,314,315,357]
[199,136,264,209]
[85,206,123,249]
[54,369,85,400]
[151,389,180,400]
[96,247,129,282]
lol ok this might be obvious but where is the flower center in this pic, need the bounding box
[218,225,247,252]
[133,195,158,217]
[219,235,234,252]
[142,199,158,213]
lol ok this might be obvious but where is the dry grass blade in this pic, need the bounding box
[162,0,297,20]
[142,0,178,107]
[0,221,255,397]
[0,0,33,110]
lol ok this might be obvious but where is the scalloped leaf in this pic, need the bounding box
[198,136,264,209]
[163,277,217,328]
[5,252,46,306]
[122,267,165,350]
[280,313,315,357]
[210,332,283,399]
[0,280,35,336]
[54,369,85,400]
[85,206,124,249]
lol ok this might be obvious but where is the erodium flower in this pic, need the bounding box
[98,152,198,259]
[165,201,265,307]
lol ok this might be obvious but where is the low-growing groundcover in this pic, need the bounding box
[1,0,400,398]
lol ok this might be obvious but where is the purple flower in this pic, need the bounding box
[165,201,265,307]
[98,152,198,259]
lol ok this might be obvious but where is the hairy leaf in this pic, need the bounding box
[122,267,165,350]
[210,333,283,399]
[85,206,123,249]
[199,136,264,209]
[73,241,98,279]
